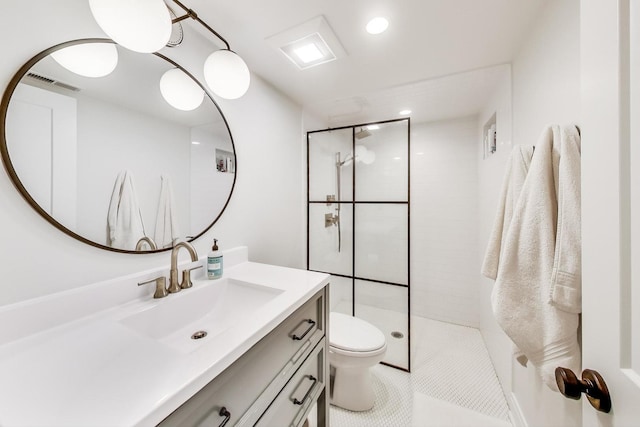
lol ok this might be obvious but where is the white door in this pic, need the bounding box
[6,83,78,228]
[581,0,640,425]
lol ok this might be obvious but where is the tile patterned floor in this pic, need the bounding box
[329,316,511,427]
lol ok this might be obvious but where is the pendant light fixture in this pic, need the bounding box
[51,43,118,78]
[88,0,172,53]
[89,0,250,99]
[203,50,250,100]
[159,68,204,111]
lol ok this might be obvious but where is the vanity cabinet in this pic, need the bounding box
[159,286,329,427]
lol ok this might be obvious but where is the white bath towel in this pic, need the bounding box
[550,127,582,313]
[490,125,581,391]
[107,170,146,250]
[481,145,534,280]
[154,175,180,249]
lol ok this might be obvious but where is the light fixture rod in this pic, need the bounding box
[171,0,230,50]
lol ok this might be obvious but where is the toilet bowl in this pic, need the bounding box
[329,312,387,411]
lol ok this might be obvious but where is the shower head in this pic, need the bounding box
[355,128,372,139]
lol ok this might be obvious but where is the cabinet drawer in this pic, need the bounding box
[159,289,326,427]
[256,339,326,427]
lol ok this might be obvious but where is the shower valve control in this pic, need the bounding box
[325,213,338,227]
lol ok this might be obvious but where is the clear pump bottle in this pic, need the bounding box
[207,239,223,279]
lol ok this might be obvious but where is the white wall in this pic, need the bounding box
[411,117,480,327]
[477,0,582,425]
[76,93,191,245]
[0,0,305,306]
[477,65,514,399]
[189,125,235,239]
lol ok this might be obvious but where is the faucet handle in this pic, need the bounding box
[138,276,168,299]
[181,265,203,289]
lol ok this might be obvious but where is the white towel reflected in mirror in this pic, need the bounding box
[155,175,181,249]
[107,170,146,250]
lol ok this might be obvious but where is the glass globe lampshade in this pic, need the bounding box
[159,68,205,111]
[361,150,376,165]
[204,50,250,100]
[89,0,172,53]
[51,43,118,77]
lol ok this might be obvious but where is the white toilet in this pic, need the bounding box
[329,312,387,411]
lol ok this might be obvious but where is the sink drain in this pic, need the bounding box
[391,331,404,339]
[191,330,208,340]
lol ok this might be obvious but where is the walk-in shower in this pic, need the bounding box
[307,118,410,371]
[326,146,376,252]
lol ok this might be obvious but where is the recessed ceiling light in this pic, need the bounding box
[280,33,336,69]
[192,141,201,145]
[294,43,324,63]
[367,125,380,130]
[399,109,412,115]
[366,17,389,35]
[266,16,347,70]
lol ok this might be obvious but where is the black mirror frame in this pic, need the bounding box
[0,38,237,254]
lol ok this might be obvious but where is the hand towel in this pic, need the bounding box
[107,170,146,250]
[154,175,180,249]
[490,125,581,391]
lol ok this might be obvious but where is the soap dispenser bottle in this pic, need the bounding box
[207,239,223,280]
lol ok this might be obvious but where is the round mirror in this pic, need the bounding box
[0,39,236,253]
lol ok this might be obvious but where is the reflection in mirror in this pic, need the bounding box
[1,39,236,253]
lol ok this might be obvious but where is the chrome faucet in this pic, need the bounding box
[169,241,200,293]
[135,236,158,251]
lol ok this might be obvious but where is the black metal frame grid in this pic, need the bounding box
[306,117,411,373]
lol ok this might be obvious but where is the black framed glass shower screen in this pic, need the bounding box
[306,118,411,372]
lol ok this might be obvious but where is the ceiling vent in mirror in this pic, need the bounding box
[25,73,81,92]
[266,15,347,70]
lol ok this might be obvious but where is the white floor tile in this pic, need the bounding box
[329,316,511,427]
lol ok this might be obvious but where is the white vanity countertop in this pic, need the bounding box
[0,248,329,427]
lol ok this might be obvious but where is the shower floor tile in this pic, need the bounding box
[329,316,511,427]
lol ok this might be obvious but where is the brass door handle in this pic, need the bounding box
[555,367,611,413]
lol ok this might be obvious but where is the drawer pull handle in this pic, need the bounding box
[218,407,231,427]
[291,319,316,341]
[293,375,317,405]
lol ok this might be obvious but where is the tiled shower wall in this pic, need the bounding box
[324,117,479,328]
[410,117,479,327]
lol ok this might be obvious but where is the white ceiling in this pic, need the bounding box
[177,0,547,125]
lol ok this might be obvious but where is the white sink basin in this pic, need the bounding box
[119,278,284,353]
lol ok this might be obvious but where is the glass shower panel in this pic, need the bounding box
[328,275,353,315]
[307,118,410,372]
[308,128,353,203]
[354,203,408,285]
[308,203,353,276]
[355,121,409,202]
[355,279,409,369]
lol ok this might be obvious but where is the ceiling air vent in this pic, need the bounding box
[25,72,81,92]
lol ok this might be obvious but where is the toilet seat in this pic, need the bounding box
[330,312,386,353]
